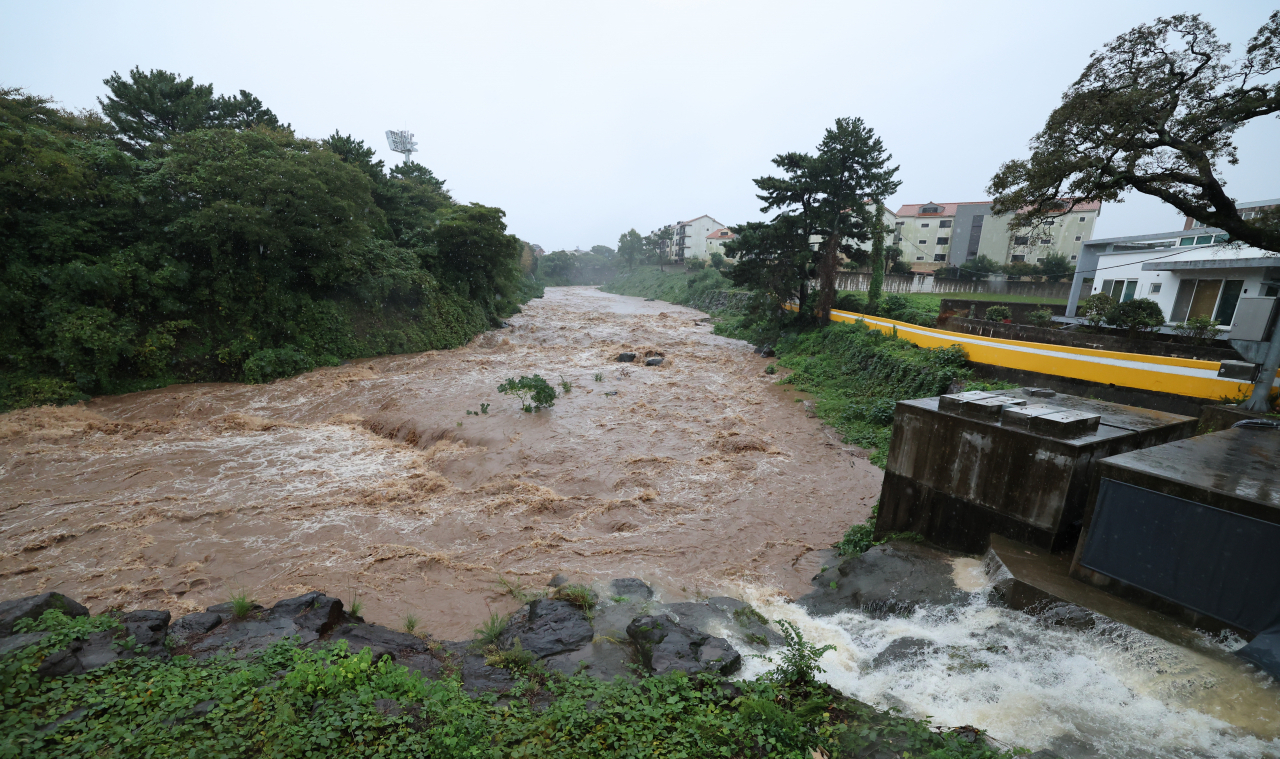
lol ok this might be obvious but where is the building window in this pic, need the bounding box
[915,256,924,261]
[1075,235,1082,241]
[918,240,927,245]
[1011,254,1025,262]
[1149,283,1162,295]
[1070,255,1077,260]
[933,254,947,262]
[939,220,952,228]
[921,205,941,214]
[1036,258,1045,263]
[1195,235,1213,244]
[1180,237,1195,246]
[936,237,950,245]
[1040,238,1052,245]
[1044,220,1054,226]
[1014,236,1029,246]
[921,222,930,228]
[1079,216,1086,222]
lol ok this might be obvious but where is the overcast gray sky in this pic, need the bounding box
[5,1,1277,251]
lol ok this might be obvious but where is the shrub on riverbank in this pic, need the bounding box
[1,609,1021,759]
[599,265,738,309]
[0,81,537,412]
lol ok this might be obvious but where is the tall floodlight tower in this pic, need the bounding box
[385,130,418,164]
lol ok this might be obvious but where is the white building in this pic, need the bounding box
[1066,228,1279,331]
[704,228,737,257]
[669,215,725,261]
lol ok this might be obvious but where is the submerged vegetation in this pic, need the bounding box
[1,609,1021,759]
[1,71,539,412]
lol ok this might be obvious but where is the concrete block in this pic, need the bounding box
[1000,404,1061,429]
[876,390,1196,554]
[958,395,1026,422]
[1029,410,1101,439]
[937,391,995,415]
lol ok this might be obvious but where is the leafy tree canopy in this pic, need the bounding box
[989,12,1280,254]
[99,67,286,154]
[617,228,644,268]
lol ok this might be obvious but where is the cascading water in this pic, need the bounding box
[731,562,1280,759]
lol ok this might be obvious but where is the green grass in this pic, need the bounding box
[472,613,509,647]
[599,265,737,307]
[228,592,256,619]
[1,609,1022,759]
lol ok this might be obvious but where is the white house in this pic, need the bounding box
[704,228,737,257]
[670,215,725,261]
[1066,227,1279,332]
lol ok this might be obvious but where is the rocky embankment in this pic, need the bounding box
[0,576,772,698]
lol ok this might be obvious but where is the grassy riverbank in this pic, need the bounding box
[2,610,1021,759]
[599,265,737,307]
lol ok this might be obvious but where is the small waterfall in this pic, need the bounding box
[727,570,1280,759]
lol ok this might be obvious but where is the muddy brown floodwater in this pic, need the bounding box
[0,287,880,638]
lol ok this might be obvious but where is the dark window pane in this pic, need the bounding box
[1014,236,1029,246]
[1214,280,1245,323]
[937,237,950,245]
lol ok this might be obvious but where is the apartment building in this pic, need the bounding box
[890,200,1101,272]
[666,215,725,261]
[1183,197,1280,230]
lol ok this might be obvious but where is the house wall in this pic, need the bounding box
[675,216,723,260]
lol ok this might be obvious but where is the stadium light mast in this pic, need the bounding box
[385,129,418,165]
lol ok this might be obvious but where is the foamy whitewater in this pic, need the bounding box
[725,575,1280,759]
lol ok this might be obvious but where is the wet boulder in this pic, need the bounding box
[801,541,965,618]
[327,622,445,679]
[610,578,653,601]
[760,345,775,358]
[626,614,741,676]
[500,599,593,658]
[644,357,664,366]
[34,623,172,679]
[187,592,345,658]
[169,612,223,643]
[121,610,170,656]
[870,637,936,669]
[0,593,88,636]
[616,352,637,363]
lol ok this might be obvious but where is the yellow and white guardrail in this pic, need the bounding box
[822,308,1256,400]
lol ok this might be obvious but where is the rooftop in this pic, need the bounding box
[894,199,1102,217]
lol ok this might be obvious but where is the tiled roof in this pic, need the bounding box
[706,228,736,239]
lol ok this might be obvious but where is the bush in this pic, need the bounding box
[709,251,726,270]
[1026,309,1054,328]
[1080,293,1114,328]
[686,259,707,271]
[752,620,836,686]
[1105,298,1165,335]
[835,292,868,313]
[498,374,557,412]
[0,375,88,413]
[984,305,1012,322]
[1173,314,1221,344]
[241,345,316,384]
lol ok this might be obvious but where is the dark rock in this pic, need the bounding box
[753,345,763,355]
[206,600,264,616]
[500,599,593,658]
[1035,603,1096,632]
[270,592,344,635]
[644,357,664,366]
[33,626,167,678]
[625,614,741,676]
[374,698,402,717]
[800,541,965,617]
[547,573,569,588]
[616,353,636,363]
[191,699,218,717]
[39,706,87,733]
[643,298,655,301]
[122,610,170,649]
[610,578,653,600]
[190,593,345,658]
[1028,751,1065,759]
[327,622,430,664]
[870,637,936,669]
[441,641,519,696]
[0,631,50,658]
[760,345,775,358]
[0,593,88,636]
[170,612,223,641]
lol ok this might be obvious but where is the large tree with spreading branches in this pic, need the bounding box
[988,12,1280,252]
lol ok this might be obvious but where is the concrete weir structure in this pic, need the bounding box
[1070,425,1280,640]
[874,388,1197,554]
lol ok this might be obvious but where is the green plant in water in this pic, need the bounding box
[745,632,768,646]
[764,363,777,375]
[593,372,603,382]
[480,403,490,414]
[402,614,418,634]
[554,584,597,613]
[473,613,509,647]
[229,591,257,619]
[559,375,572,393]
[732,605,768,627]
[834,502,924,557]
[348,593,363,619]
[751,619,836,686]
[498,374,557,412]
[611,595,629,604]
[496,574,544,604]
[483,639,536,672]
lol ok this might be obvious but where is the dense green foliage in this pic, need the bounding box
[1,610,1020,759]
[833,292,938,328]
[1,76,536,411]
[1104,298,1165,335]
[834,504,924,558]
[599,265,737,308]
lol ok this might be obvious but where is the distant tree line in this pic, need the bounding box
[1,68,535,411]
